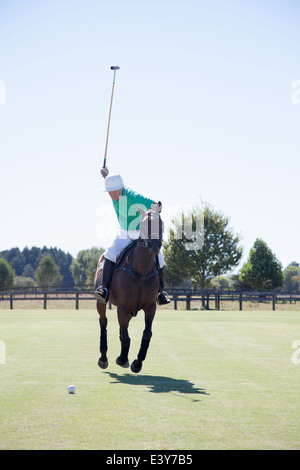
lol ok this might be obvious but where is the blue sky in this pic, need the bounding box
[0,0,299,272]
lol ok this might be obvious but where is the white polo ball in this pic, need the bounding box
[67,385,76,394]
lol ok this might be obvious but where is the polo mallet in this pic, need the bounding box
[103,66,120,169]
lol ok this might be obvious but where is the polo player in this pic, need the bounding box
[94,167,171,306]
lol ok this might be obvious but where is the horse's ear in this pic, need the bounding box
[152,202,162,214]
[135,205,146,216]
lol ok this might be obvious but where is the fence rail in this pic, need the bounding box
[0,289,299,311]
[170,291,300,311]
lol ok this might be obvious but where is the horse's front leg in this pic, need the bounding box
[116,307,131,368]
[131,303,156,373]
[97,300,108,369]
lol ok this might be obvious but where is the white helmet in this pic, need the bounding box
[104,174,124,192]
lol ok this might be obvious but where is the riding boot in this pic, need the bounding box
[94,258,115,303]
[157,267,171,305]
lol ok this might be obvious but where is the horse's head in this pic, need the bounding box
[136,203,164,255]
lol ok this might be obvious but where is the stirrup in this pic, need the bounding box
[157,291,171,306]
[94,286,109,303]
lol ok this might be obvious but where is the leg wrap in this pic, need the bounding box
[100,326,107,352]
[137,330,152,363]
[119,333,130,363]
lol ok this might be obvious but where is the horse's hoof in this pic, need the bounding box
[116,357,129,368]
[131,360,142,374]
[98,358,108,369]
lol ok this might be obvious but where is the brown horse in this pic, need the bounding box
[94,205,163,373]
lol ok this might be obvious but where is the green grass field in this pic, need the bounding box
[0,308,300,450]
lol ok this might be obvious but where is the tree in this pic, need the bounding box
[0,246,74,285]
[0,259,15,289]
[0,248,25,276]
[70,247,105,288]
[283,263,300,292]
[36,247,73,285]
[163,203,243,288]
[228,274,254,291]
[22,264,35,278]
[239,238,283,291]
[210,275,232,290]
[14,276,35,289]
[86,248,106,287]
[35,255,63,288]
[163,235,192,288]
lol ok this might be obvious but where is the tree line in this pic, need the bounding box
[163,202,299,292]
[0,246,104,290]
[0,202,299,292]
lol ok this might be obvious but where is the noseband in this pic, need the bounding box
[137,238,161,252]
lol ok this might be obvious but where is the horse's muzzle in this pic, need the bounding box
[148,238,162,254]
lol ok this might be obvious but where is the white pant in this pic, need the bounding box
[104,228,165,268]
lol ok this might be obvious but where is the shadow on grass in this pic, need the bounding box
[104,372,209,401]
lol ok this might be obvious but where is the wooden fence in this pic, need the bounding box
[171,291,300,311]
[0,289,299,311]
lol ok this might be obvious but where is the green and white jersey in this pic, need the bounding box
[112,186,154,231]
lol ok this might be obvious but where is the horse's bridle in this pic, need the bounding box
[138,211,163,253]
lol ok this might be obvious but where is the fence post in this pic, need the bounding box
[76,292,79,310]
[174,294,177,310]
[239,294,243,311]
[44,293,47,310]
[272,295,276,311]
[206,293,209,310]
[186,294,191,311]
[10,294,13,310]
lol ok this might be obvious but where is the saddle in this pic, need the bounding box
[115,240,138,270]
[96,240,138,277]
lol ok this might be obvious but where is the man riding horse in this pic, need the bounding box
[94,167,171,306]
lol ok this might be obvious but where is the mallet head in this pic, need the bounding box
[110,66,120,70]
